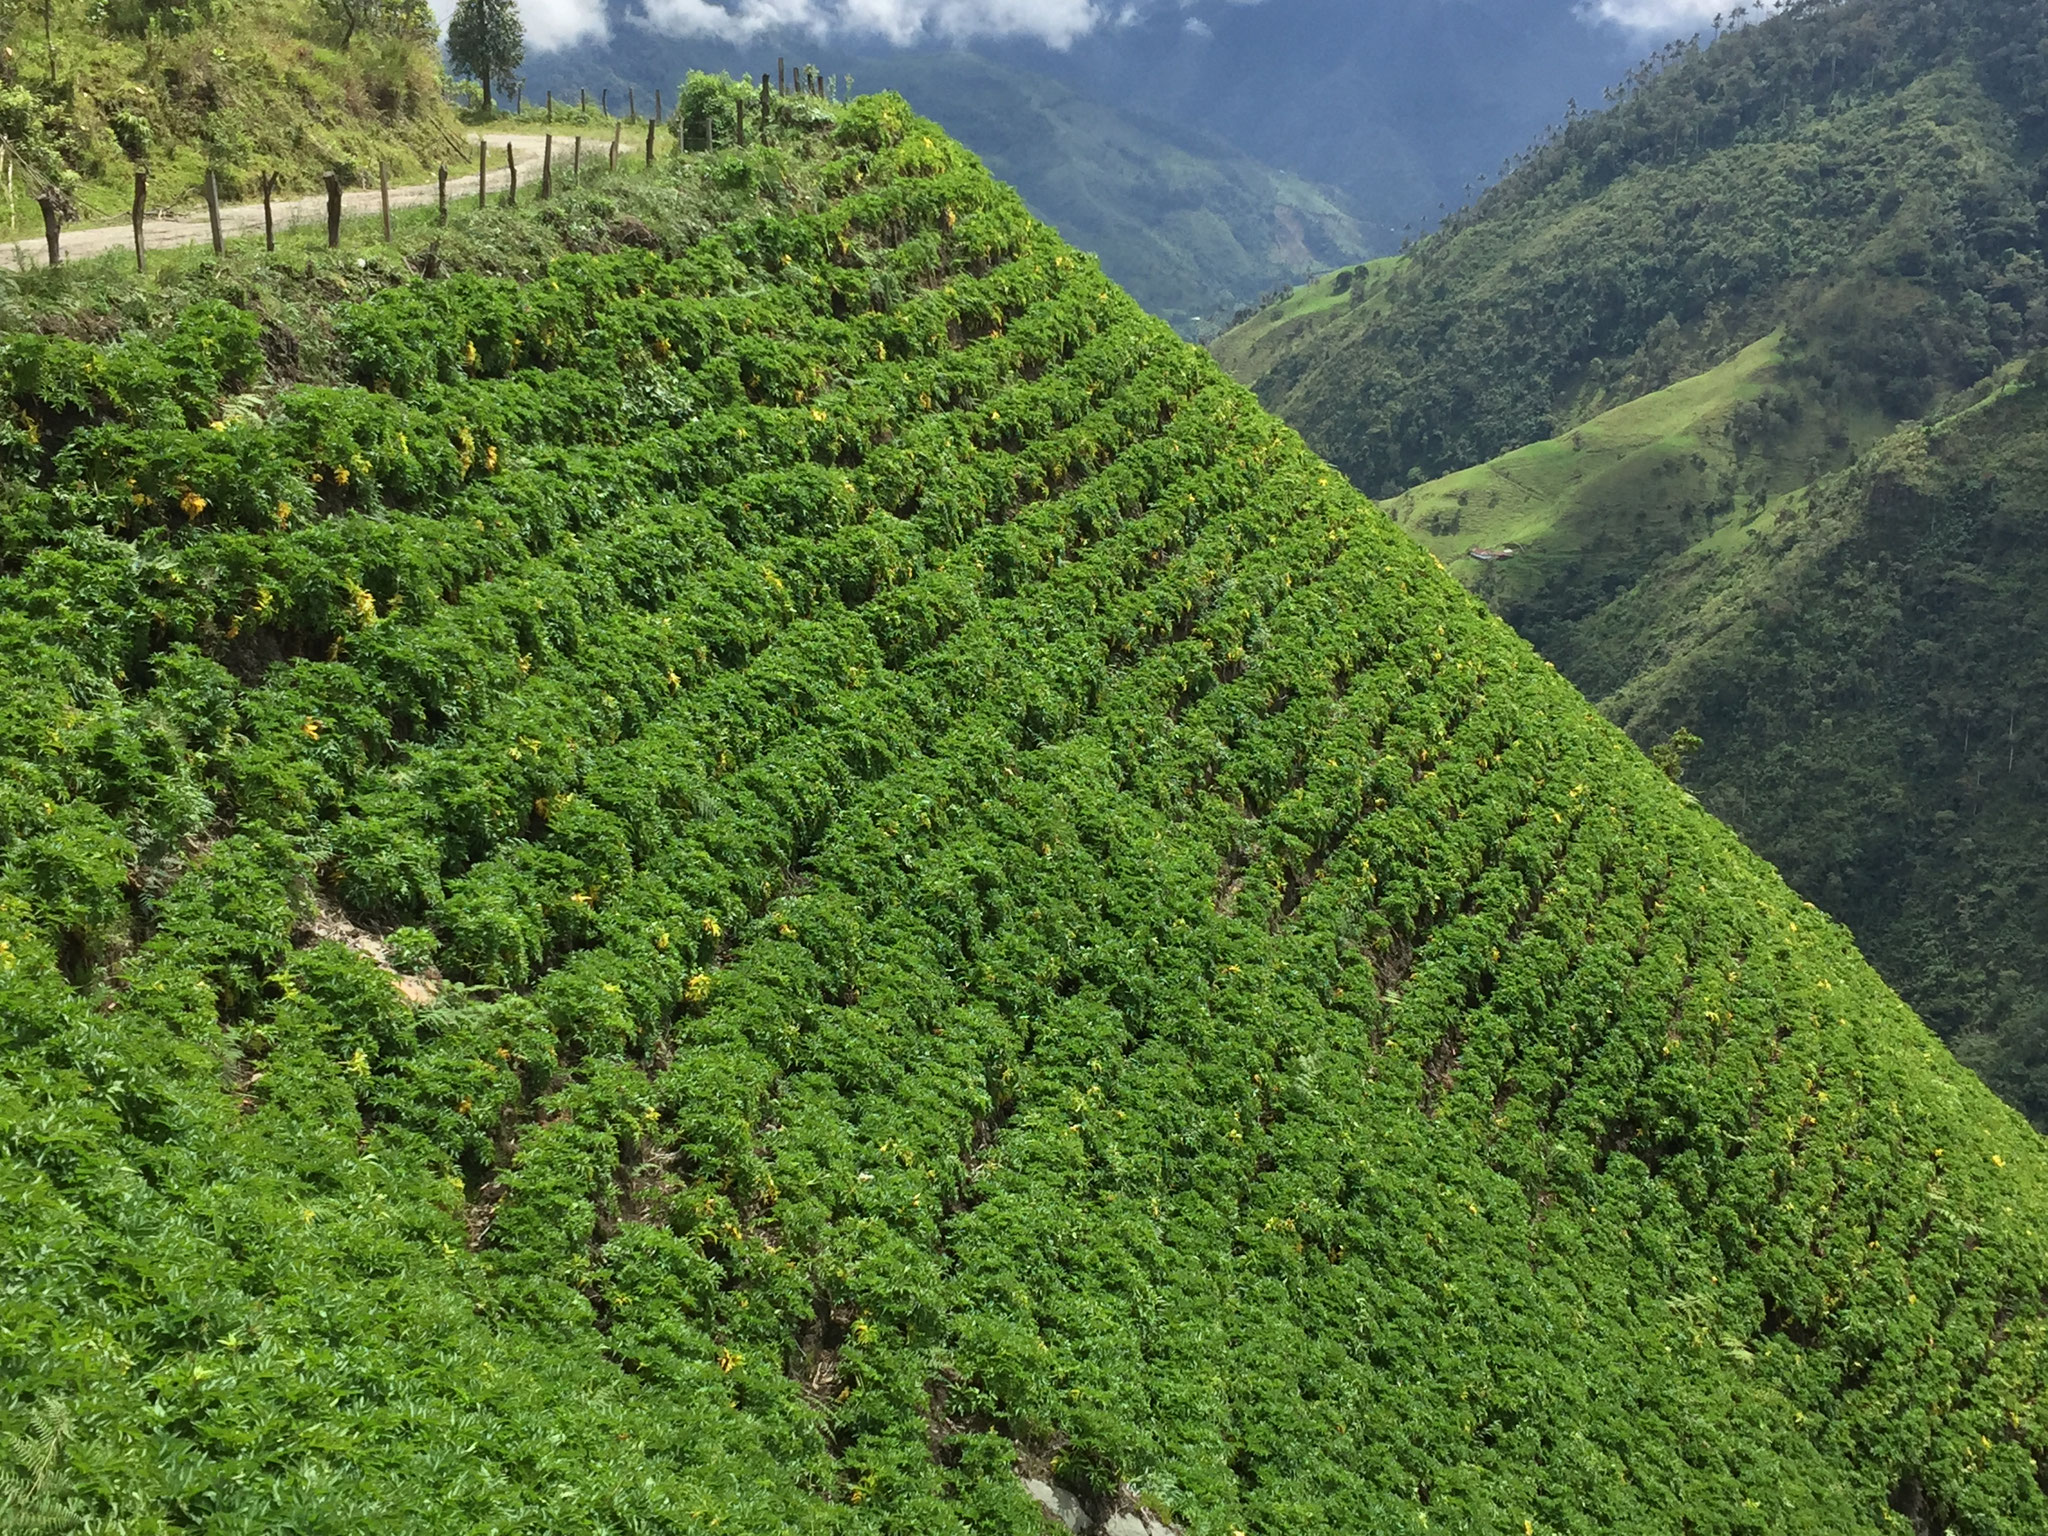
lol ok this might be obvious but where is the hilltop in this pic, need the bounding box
[3,0,461,230]
[1214,0,2048,1123]
[3,84,2048,1534]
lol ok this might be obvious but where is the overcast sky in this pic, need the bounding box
[467,0,1725,56]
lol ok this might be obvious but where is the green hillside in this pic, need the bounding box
[1,0,461,229]
[1222,0,2048,497]
[4,88,2048,1534]
[1213,0,2048,1126]
[1384,344,2048,1130]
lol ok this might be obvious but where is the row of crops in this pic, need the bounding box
[3,93,2048,1534]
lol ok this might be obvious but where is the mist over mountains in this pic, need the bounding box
[507,0,1654,326]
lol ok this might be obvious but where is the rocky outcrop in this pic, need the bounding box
[1020,1478,1181,1536]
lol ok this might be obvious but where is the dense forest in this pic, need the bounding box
[1218,0,2048,1128]
[4,84,2048,1533]
[1235,0,2048,495]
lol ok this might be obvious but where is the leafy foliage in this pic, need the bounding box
[1,89,2047,1536]
[0,0,460,223]
[1559,370,2048,1131]
[445,0,523,114]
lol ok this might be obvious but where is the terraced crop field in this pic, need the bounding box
[3,91,2046,1534]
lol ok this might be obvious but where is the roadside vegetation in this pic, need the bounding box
[0,0,460,230]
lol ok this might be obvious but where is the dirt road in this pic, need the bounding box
[4,131,640,270]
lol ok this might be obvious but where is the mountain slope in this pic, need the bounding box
[525,46,1375,336]
[1386,343,2048,1127]
[3,91,2048,1534]
[847,54,1374,336]
[4,0,461,227]
[1214,0,2048,1123]
[1223,0,2048,496]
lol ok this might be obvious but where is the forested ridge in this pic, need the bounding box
[4,88,2048,1534]
[1234,0,2048,496]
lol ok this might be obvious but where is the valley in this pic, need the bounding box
[1218,0,2048,1129]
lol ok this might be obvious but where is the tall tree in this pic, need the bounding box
[445,0,522,113]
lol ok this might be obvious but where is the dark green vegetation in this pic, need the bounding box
[5,88,2048,1535]
[1216,0,2048,1127]
[2,0,457,227]
[1228,0,2048,496]
[1540,371,2048,1130]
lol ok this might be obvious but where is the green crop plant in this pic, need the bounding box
[0,89,2044,1535]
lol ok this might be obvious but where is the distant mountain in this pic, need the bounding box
[979,0,1643,237]
[1215,0,2048,1121]
[843,54,1377,335]
[516,0,1646,327]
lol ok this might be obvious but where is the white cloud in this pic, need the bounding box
[1183,15,1211,37]
[630,0,1108,47]
[1585,0,1723,31]
[428,0,610,52]
[523,0,612,48]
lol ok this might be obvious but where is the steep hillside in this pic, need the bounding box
[1213,0,2048,1123]
[527,0,1639,270]
[1386,350,2048,1129]
[847,54,1375,338]
[4,90,2048,1534]
[1223,0,2048,496]
[2,0,461,228]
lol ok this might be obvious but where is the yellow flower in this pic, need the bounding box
[685,973,712,1004]
[301,717,322,740]
[179,490,208,519]
[333,466,350,485]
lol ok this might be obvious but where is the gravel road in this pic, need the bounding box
[3,131,643,270]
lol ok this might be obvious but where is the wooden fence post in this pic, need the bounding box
[580,88,587,112]
[261,172,276,251]
[609,123,620,170]
[378,160,391,241]
[760,74,771,141]
[35,193,59,265]
[477,140,486,207]
[601,88,608,117]
[541,134,553,199]
[546,89,553,123]
[573,136,582,182]
[437,164,448,224]
[203,167,223,257]
[131,171,146,272]
[627,86,635,123]
[505,142,516,207]
[779,58,785,94]
[324,173,341,248]
[645,117,656,166]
